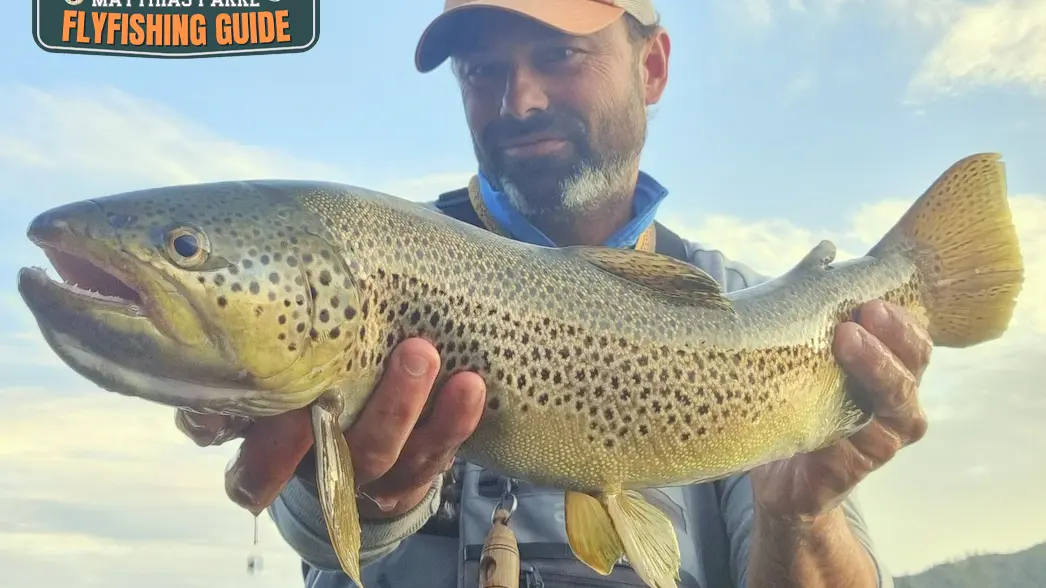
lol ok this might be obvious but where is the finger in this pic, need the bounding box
[856,300,933,380]
[791,443,870,516]
[225,408,313,515]
[835,322,928,443]
[367,370,486,497]
[843,419,906,469]
[345,338,441,485]
[175,409,251,447]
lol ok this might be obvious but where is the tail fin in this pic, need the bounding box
[867,153,1024,348]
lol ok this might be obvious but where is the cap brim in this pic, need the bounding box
[414,0,625,73]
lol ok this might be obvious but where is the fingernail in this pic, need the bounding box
[400,351,430,377]
[176,412,218,447]
[225,446,265,516]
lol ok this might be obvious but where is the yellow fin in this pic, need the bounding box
[868,152,1024,347]
[311,396,364,588]
[603,491,682,588]
[564,246,732,311]
[564,490,624,575]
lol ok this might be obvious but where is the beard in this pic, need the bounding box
[473,74,648,221]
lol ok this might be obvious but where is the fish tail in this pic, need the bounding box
[868,152,1024,348]
[564,490,681,588]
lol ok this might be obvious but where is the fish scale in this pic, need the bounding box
[17,153,1024,588]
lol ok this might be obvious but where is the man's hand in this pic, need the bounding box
[750,299,931,519]
[175,337,486,519]
[745,299,932,588]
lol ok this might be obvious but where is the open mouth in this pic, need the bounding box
[32,246,144,310]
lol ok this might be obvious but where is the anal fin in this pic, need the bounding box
[311,396,364,588]
[603,491,682,588]
[565,490,624,575]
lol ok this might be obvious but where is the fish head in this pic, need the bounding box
[17,180,365,416]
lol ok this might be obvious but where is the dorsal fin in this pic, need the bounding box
[563,246,733,311]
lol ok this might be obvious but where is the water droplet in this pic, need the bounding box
[247,553,264,575]
[246,514,264,576]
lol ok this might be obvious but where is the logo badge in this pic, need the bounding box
[34,0,320,58]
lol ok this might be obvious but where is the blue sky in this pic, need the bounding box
[0,0,1044,586]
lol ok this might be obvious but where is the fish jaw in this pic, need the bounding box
[17,199,301,417]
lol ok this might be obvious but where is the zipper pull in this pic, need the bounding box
[478,491,519,588]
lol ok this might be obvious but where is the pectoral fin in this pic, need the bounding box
[603,491,682,588]
[564,490,624,575]
[311,396,364,588]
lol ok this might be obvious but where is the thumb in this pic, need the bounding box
[225,408,314,515]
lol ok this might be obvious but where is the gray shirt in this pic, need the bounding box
[268,229,894,588]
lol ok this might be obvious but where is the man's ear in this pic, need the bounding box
[640,28,671,106]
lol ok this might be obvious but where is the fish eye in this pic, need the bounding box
[164,227,209,268]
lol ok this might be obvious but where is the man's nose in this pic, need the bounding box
[500,67,549,120]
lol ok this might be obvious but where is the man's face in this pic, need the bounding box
[449,11,669,218]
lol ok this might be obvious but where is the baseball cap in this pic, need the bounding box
[414,0,658,73]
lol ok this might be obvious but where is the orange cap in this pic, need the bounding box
[414,0,658,73]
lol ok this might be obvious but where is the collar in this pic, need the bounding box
[470,170,669,250]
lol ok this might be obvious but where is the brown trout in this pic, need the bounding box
[16,153,1024,588]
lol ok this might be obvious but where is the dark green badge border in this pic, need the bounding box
[32,0,320,59]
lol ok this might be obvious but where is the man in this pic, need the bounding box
[177,1,930,586]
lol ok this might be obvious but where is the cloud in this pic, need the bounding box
[726,0,1045,101]
[0,84,472,208]
[730,0,964,31]
[0,85,344,190]
[380,171,475,203]
[907,0,1046,101]
[0,384,310,588]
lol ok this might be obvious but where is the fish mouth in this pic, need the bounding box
[20,245,146,315]
[18,200,151,318]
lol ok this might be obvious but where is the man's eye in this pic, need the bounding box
[466,63,497,79]
[543,47,578,62]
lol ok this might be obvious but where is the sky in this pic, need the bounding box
[0,0,1044,586]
